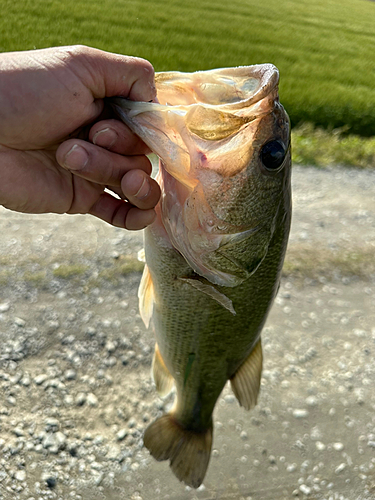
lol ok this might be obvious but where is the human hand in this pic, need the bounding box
[0,45,161,230]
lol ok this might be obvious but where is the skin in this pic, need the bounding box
[0,45,161,230]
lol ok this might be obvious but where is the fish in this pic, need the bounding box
[110,64,291,488]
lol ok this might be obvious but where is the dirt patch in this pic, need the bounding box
[0,166,374,500]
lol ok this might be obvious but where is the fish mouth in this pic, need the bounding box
[109,64,280,189]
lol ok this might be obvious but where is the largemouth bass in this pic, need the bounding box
[111,64,291,488]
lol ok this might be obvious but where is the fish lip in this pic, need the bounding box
[108,64,279,115]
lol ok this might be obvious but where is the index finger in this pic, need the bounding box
[70,46,157,101]
[56,138,152,186]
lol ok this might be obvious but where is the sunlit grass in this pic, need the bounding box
[52,263,88,279]
[292,124,375,168]
[2,0,375,136]
[98,255,144,284]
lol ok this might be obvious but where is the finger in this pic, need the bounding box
[89,192,156,230]
[89,119,151,155]
[56,138,152,187]
[120,169,161,210]
[71,46,156,101]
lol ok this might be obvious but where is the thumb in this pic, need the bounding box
[66,45,157,102]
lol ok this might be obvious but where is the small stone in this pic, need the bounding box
[9,372,22,384]
[13,427,24,437]
[87,393,98,406]
[47,320,60,333]
[315,441,326,451]
[287,464,297,473]
[107,445,121,460]
[64,369,76,381]
[128,417,137,428]
[335,463,346,474]
[93,472,104,485]
[86,326,97,336]
[224,394,236,404]
[333,442,344,451]
[21,375,31,386]
[299,484,311,495]
[55,431,66,446]
[75,393,86,406]
[240,431,248,441]
[14,317,26,327]
[105,341,117,353]
[45,418,60,432]
[307,424,323,441]
[0,303,10,313]
[42,434,56,449]
[116,429,128,441]
[14,470,26,481]
[7,396,16,405]
[293,409,309,419]
[34,374,48,385]
[61,334,75,344]
[64,395,74,406]
[306,396,318,407]
[44,475,57,488]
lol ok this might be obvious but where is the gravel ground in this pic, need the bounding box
[0,165,374,500]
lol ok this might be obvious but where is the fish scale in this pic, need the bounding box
[111,64,291,488]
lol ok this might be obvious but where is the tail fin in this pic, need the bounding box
[143,414,213,488]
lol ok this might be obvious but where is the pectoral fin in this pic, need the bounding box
[152,344,174,397]
[230,339,263,410]
[179,277,236,315]
[138,264,155,329]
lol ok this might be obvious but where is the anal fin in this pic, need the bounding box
[144,414,213,488]
[138,264,154,329]
[230,338,263,410]
[152,344,174,397]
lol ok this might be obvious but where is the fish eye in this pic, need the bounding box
[260,140,287,171]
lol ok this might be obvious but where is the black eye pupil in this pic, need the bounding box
[260,140,286,171]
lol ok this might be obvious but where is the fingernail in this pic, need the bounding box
[134,176,151,200]
[64,144,88,170]
[92,127,118,149]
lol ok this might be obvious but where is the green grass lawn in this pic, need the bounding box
[1,0,375,137]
